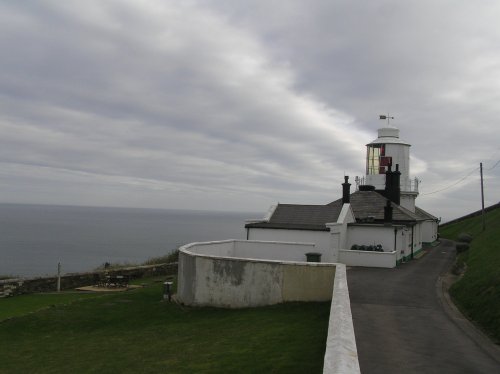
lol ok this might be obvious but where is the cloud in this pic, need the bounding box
[0,1,498,220]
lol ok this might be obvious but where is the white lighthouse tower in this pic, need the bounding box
[363,121,419,212]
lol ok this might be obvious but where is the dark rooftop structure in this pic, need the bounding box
[245,190,435,231]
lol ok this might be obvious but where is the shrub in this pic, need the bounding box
[457,232,473,243]
[350,244,384,252]
[143,249,179,265]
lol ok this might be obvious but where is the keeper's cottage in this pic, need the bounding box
[245,123,439,268]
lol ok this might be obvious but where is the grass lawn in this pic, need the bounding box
[440,207,500,343]
[0,278,330,373]
[0,292,106,322]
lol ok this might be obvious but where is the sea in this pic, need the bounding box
[0,203,258,278]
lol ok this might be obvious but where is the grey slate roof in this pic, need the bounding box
[245,204,341,231]
[415,206,439,221]
[328,191,419,222]
[245,190,420,231]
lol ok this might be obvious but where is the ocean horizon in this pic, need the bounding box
[0,203,260,278]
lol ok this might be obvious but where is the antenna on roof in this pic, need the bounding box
[379,114,394,125]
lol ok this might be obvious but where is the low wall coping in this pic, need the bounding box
[339,249,397,255]
[182,239,316,248]
[180,241,334,268]
[180,248,334,268]
[323,264,361,373]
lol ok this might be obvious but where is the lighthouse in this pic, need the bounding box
[363,123,419,212]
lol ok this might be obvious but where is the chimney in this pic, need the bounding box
[385,163,401,205]
[342,176,351,204]
[384,199,393,222]
[393,164,401,205]
[385,163,393,201]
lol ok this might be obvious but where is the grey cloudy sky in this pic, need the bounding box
[0,0,498,221]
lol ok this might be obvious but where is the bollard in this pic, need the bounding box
[163,281,173,302]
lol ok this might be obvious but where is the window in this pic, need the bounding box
[366,144,391,175]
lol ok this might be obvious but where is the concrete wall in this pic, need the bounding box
[338,249,397,268]
[177,241,336,308]
[247,228,333,261]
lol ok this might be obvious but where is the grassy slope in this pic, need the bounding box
[440,207,500,343]
[0,279,330,373]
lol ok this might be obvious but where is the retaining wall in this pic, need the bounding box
[0,263,178,297]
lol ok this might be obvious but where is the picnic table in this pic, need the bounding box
[98,274,129,288]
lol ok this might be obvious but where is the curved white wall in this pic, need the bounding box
[177,240,336,308]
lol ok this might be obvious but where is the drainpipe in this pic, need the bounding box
[393,164,401,205]
[411,225,414,260]
[394,227,397,253]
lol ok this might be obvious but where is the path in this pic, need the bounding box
[347,239,500,373]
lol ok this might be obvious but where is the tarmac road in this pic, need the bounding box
[347,239,500,373]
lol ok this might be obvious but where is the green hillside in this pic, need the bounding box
[440,206,500,343]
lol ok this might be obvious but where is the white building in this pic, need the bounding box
[245,124,439,268]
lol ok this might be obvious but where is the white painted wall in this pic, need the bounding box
[234,240,316,262]
[400,193,416,212]
[181,240,235,257]
[347,225,400,252]
[421,220,438,243]
[413,223,423,253]
[180,240,317,262]
[247,228,333,261]
[338,249,397,268]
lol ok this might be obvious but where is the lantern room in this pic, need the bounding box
[365,126,411,192]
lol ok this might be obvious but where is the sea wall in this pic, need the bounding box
[0,263,178,297]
